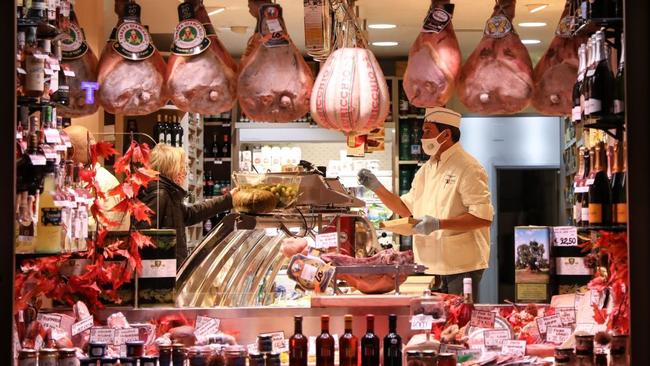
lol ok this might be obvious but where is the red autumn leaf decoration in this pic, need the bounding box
[14,141,158,313]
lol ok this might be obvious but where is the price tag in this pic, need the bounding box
[214,159,223,165]
[315,232,338,249]
[90,327,115,344]
[260,331,287,352]
[60,134,72,148]
[536,314,562,335]
[501,340,527,356]
[410,314,434,330]
[195,316,220,337]
[470,310,496,328]
[37,313,63,330]
[63,70,76,77]
[44,68,54,75]
[586,178,595,185]
[266,19,283,33]
[575,186,589,193]
[71,316,94,336]
[483,329,511,348]
[115,328,140,345]
[552,226,578,247]
[247,343,258,354]
[16,132,23,140]
[557,307,577,326]
[29,154,47,166]
[546,327,572,344]
[17,67,26,75]
[44,128,61,144]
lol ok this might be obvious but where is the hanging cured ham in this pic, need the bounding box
[58,4,99,118]
[458,0,533,114]
[97,0,167,116]
[165,0,238,115]
[531,1,581,115]
[311,47,390,135]
[238,3,314,122]
[403,0,461,107]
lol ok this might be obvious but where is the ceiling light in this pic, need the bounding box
[372,41,399,47]
[207,7,225,16]
[522,39,542,44]
[368,23,397,29]
[518,22,547,27]
[526,4,549,13]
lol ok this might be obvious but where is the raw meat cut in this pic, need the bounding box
[97,0,167,116]
[311,47,391,135]
[321,249,414,266]
[403,0,462,107]
[457,0,533,114]
[165,0,238,115]
[531,1,581,115]
[238,3,313,122]
[280,237,308,258]
[58,4,100,118]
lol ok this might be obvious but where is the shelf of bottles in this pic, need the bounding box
[202,110,234,237]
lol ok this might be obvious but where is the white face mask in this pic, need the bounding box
[421,131,447,157]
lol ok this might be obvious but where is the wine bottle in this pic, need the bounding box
[211,135,220,158]
[581,148,593,226]
[587,32,615,118]
[361,315,380,366]
[399,122,410,161]
[339,315,358,366]
[588,0,611,18]
[174,116,184,147]
[613,33,625,116]
[289,316,308,366]
[24,27,45,98]
[51,40,69,106]
[384,314,402,366]
[164,115,173,145]
[398,85,409,114]
[610,142,627,224]
[573,147,586,226]
[169,116,178,147]
[572,44,587,123]
[154,114,165,144]
[588,143,612,225]
[457,278,475,327]
[409,121,422,160]
[316,315,334,366]
[222,134,230,158]
[580,38,593,120]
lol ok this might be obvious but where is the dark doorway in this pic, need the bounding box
[497,168,560,303]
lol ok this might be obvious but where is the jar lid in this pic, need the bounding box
[19,349,37,356]
[89,341,107,346]
[158,344,173,350]
[126,340,144,346]
[58,348,77,357]
[172,343,186,349]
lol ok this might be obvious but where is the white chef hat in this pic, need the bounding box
[424,107,461,128]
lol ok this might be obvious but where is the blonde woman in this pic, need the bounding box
[136,144,234,268]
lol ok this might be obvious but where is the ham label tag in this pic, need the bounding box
[422,7,452,33]
[171,19,211,56]
[484,15,512,38]
[113,21,155,61]
[61,22,89,60]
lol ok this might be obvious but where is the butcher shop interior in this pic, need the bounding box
[5,0,650,365]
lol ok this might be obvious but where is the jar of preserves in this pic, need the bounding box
[78,359,96,366]
[119,358,136,366]
[224,345,247,366]
[172,343,187,366]
[265,352,280,366]
[421,350,437,366]
[88,342,107,358]
[554,347,575,365]
[437,353,457,366]
[140,356,158,366]
[159,344,173,366]
[18,349,37,366]
[406,350,421,366]
[58,348,80,366]
[126,341,145,358]
[610,334,628,356]
[188,347,211,366]
[575,334,595,356]
[257,334,273,354]
[99,358,117,366]
[37,348,58,366]
[248,352,265,366]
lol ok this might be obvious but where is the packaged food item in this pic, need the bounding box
[287,254,334,292]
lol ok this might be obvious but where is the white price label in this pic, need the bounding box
[266,19,283,33]
[501,340,527,356]
[63,70,76,77]
[586,178,595,186]
[300,263,318,281]
[557,307,577,326]
[29,154,47,166]
[483,329,511,348]
[140,259,177,278]
[546,327,572,344]
[37,313,63,330]
[556,257,593,276]
[195,316,220,337]
[552,226,578,246]
[89,327,115,344]
[575,186,589,193]
[115,328,140,345]
[44,128,61,144]
[410,314,434,330]
[71,316,94,336]
[315,232,338,249]
[17,67,27,74]
[537,314,562,334]
[470,310,496,328]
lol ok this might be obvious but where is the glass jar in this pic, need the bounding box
[38,348,58,366]
[421,350,437,366]
[58,348,80,366]
[610,334,628,356]
[126,341,145,358]
[594,352,607,366]
[437,353,457,366]
[257,334,273,354]
[249,352,265,366]
[18,349,37,366]
[224,345,247,366]
[119,358,136,366]
[575,335,595,356]
[265,352,281,366]
[78,359,96,366]
[99,358,117,366]
[188,347,211,366]
[140,356,158,366]
[159,344,173,366]
[406,350,421,366]
[172,344,187,366]
[554,347,575,365]
[88,342,107,358]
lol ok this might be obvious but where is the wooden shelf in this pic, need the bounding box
[204,121,231,127]
[577,225,627,232]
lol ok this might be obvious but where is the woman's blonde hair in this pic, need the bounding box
[149,144,187,180]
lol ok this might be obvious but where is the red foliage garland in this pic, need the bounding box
[14,141,159,313]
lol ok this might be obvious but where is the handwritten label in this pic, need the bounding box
[90,327,115,344]
[115,328,140,345]
[315,232,338,249]
[483,329,511,348]
[470,310,496,328]
[536,314,563,334]
[546,327,572,344]
[501,340,527,355]
[195,316,220,337]
[552,226,578,246]
[37,313,63,330]
[557,307,577,326]
[261,331,287,352]
[410,314,434,330]
[71,316,94,336]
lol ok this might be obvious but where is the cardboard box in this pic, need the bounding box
[514,226,551,284]
[380,217,419,236]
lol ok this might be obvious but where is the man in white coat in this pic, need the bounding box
[358,107,494,300]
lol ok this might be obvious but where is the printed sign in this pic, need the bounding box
[37,313,63,330]
[422,7,452,33]
[457,349,482,362]
[557,307,577,326]
[195,316,220,337]
[71,316,94,336]
[536,314,563,335]
[410,314,434,330]
[483,329,511,348]
[140,259,177,278]
[575,323,594,334]
[501,340,527,356]
[315,232,338,249]
[546,327,572,344]
[90,327,115,344]
[552,226,578,246]
[61,22,89,59]
[115,328,140,345]
[470,310,496,328]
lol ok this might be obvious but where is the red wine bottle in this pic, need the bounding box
[361,315,380,366]
[383,314,402,366]
[289,316,308,366]
[339,315,358,366]
[316,315,334,366]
